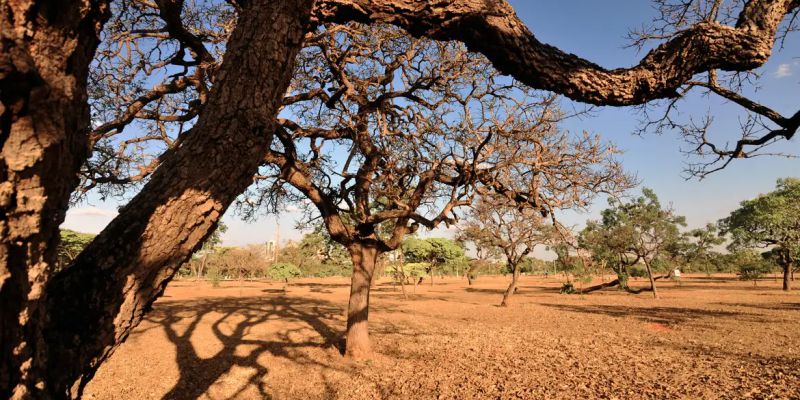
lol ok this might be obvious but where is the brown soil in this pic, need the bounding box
[83,274,800,399]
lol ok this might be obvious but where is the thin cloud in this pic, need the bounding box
[775,63,792,78]
[67,206,118,218]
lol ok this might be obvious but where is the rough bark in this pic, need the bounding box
[345,242,380,358]
[500,266,520,307]
[783,263,791,291]
[0,1,109,398]
[315,0,798,105]
[38,1,315,397]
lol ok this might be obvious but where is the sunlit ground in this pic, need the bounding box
[84,274,800,399]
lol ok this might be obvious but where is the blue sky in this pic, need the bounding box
[63,1,799,252]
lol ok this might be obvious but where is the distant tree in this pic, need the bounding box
[720,178,800,291]
[685,223,726,275]
[402,238,465,285]
[456,224,501,285]
[56,230,97,271]
[732,250,775,286]
[458,194,553,306]
[579,188,687,298]
[278,224,352,276]
[187,222,228,278]
[267,262,303,290]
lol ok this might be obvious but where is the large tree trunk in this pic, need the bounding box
[783,264,791,291]
[345,242,380,359]
[500,265,520,307]
[38,1,315,397]
[0,1,109,398]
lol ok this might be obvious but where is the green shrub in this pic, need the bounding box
[207,266,222,287]
[738,262,772,285]
[560,282,577,294]
[628,266,648,278]
[267,262,302,283]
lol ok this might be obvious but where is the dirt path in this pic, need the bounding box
[83,274,800,399]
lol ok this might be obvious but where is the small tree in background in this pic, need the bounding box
[579,188,686,298]
[402,238,465,286]
[56,230,96,272]
[733,250,775,286]
[720,178,800,291]
[186,222,228,279]
[685,223,725,276]
[267,262,303,291]
[457,225,502,285]
[458,194,553,306]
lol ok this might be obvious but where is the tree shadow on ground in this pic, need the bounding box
[540,303,773,327]
[715,302,800,311]
[292,282,350,289]
[464,285,561,295]
[146,296,347,400]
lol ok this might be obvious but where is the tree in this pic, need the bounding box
[3,0,797,395]
[685,223,725,276]
[234,23,630,358]
[277,224,352,276]
[733,250,776,285]
[187,222,228,279]
[456,223,502,285]
[403,238,466,285]
[56,230,97,272]
[5,2,317,396]
[720,178,800,291]
[579,188,687,298]
[458,194,556,306]
[1,2,109,396]
[267,262,303,290]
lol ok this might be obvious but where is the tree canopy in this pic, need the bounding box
[720,178,800,290]
[580,188,687,297]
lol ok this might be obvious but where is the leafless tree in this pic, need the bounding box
[458,195,554,307]
[232,24,632,357]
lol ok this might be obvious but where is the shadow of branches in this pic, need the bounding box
[145,295,347,400]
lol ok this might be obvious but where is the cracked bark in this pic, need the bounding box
[315,0,798,105]
[0,1,109,398]
[5,0,313,397]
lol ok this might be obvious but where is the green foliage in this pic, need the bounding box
[684,223,725,274]
[736,255,774,285]
[267,262,302,282]
[57,229,96,271]
[402,237,465,276]
[278,224,352,277]
[402,262,430,278]
[207,266,222,287]
[720,178,800,270]
[579,188,686,283]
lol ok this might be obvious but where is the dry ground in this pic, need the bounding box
[83,274,800,400]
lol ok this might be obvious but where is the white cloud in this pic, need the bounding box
[775,63,792,78]
[67,206,118,218]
